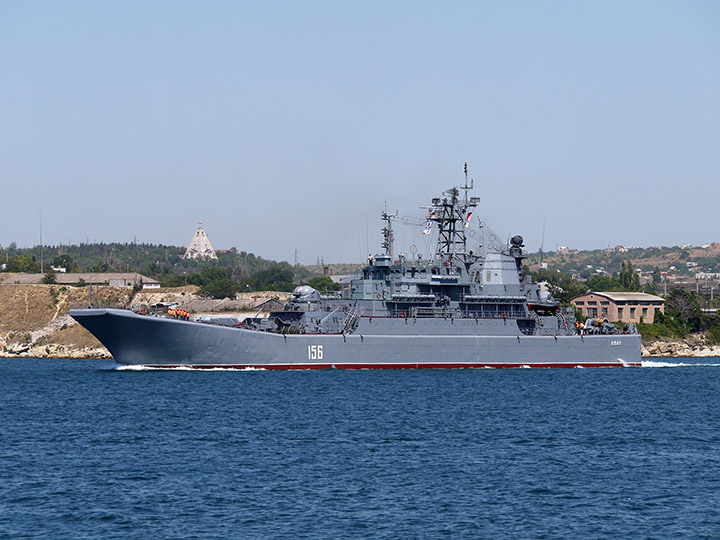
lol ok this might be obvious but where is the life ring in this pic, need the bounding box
[377,293,381,298]
[398,311,404,318]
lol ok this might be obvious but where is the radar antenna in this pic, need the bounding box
[424,163,480,261]
[380,203,399,259]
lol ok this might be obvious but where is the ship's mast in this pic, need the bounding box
[380,204,398,259]
[427,163,479,261]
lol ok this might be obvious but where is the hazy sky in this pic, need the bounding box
[2,1,718,264]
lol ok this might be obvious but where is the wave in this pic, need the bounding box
[114,365,266,372]
[641,360,720,368]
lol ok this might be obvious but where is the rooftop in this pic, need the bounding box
[0,272,160,286]
[571,291,665,302]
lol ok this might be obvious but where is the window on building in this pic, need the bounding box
[642,308,648,318]
[575,301,585,306]
[588,301,597,305]
[602,307,608,317]
[618,308,624,319]
[587,308,598,318]
[630,307,636,318]
[601,301,609,305]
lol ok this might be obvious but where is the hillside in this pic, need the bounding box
[1,242,315,289]
[0,284,131,358]
[525,243,720,280]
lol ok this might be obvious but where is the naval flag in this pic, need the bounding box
[423,220,433,235]
[464,211,473,228]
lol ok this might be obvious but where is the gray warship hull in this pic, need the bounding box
[70,308,642,369]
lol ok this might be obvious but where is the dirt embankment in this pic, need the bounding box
[0,284,132,358]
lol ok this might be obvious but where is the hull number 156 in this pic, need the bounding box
[308,345,324,360]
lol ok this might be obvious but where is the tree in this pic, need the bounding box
[7,255,38,273]
[619,260,641,291]
[586,274,622,292]
[51,254,75,272]
[192,267,240,299]
[665,288,702,332]
[239,262,295,291]
[198,278,239,299]
[42,268,57,284]
[306,276,340,293]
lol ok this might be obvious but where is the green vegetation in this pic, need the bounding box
[196,268,239,300]
[304,276,341,293]
[619,260,641,290]
[1,242,316,295]
[51,254,76,272]
[4,254,39,273]
[639,289,719,344]
[41,268,57,284]
[526,243,720,280]
[238,263,296,292]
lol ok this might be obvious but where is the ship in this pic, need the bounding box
[70,170,641,369]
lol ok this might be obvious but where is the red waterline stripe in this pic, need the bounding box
[146,362,641,370]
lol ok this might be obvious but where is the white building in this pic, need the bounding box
[184,221,218,260]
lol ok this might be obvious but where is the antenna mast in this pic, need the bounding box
[381,202,398,259]
[39,207,44,274]
[461,161,474,205]
[427,163,479,260]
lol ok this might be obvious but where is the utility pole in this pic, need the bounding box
[539,218,546,267]
[89,266,93,307]
[39,208,44,274]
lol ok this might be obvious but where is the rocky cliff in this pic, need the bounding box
[0,284,131,358]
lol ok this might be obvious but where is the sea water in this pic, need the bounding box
[2,358,720,539]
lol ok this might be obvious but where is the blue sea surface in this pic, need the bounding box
[2,358,720,539]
